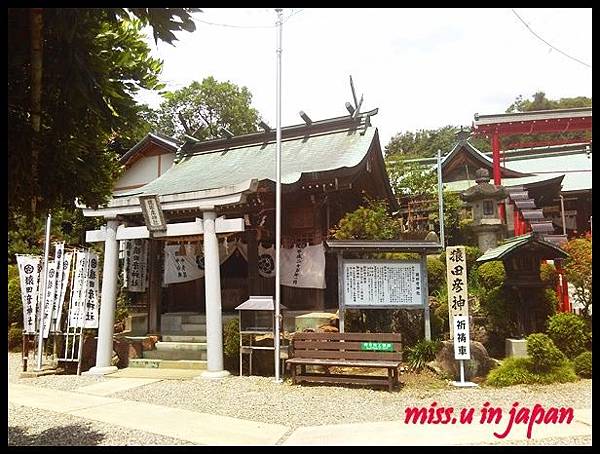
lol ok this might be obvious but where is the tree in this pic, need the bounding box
[331,199,403,241]
[8,8,200,222]
[386,159,462,245]
[150,77,261,141]
[385,125,490,160]
[562,236,592,319]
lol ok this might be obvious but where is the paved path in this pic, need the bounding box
[76,378,162,396]
[9,382,592,445]
[9,383,289,445]
[283,409,592,445]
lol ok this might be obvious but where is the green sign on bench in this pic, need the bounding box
[360,342,394,352]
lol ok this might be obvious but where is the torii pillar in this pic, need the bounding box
[198,210,229,379]
[87,218,120,375]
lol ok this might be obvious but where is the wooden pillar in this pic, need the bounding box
[147,239,162,334]
[492,133,506,223]
[247,230,259,295]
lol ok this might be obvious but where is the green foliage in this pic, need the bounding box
[526,333,566,372]
[406,339,442,372]
[115,289,131,324]
[486,356,577,387]
[562,237,592,318]
[151,77,261,141]
[8,265,23,328]
[475,261,506,291]
[8,325,23,352]
[8,8,198,220]
[573,351,592,378]
[540,263,559,288]
[547,313,590,359]
[427,256,445,294]
[223,318,240,358]
[8,208,103,263]
[332,199,402,240]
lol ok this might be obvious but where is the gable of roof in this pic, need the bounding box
[442,140,529,179]
[119,132,182,166]
[476,233,568,263]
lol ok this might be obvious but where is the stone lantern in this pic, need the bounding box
[460,168,507,252]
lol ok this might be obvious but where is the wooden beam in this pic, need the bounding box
[86,217,244,243]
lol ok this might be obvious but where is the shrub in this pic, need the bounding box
[427,256,445,294]
[475,261,505,291]
[547,313,589,359]
[526,333,565,372]
[573,351,592,378]
[405,339,442,372]
[486,357,577,387]
[223,318,240,358]
[8,265,23,328]
[8,325,23,351]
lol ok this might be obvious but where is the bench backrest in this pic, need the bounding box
[291,332,402,361]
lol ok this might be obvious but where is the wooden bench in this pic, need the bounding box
[286,332,402,391]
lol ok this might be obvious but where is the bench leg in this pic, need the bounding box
[388,368,394,392]
[291,364,297,384]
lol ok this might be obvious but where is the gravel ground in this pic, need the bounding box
[8,353,592,446]
[9,351,106,391]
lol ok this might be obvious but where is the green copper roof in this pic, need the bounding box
[476,233,567,263]
[117,127,377,198]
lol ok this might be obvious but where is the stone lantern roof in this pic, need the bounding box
[460,168,507,202]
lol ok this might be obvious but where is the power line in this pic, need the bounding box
[193,9,304,29]
[511,9,592,69]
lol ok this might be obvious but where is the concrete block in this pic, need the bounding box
[505,338,528,358]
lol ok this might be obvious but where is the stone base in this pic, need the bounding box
[195,369,231,380]
[451,380,479,388]
[83,365,118,376]
[21,367,63,378]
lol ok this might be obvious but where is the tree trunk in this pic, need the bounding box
[30,8,43,215]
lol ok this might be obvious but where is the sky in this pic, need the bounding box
[136,8,592,148]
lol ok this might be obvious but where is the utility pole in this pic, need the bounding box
[274,8,283,383]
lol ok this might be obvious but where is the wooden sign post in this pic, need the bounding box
[445,246,477,387]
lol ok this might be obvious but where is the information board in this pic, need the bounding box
[342,260,424,308]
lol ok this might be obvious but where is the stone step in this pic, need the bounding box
[128,358,207,370]
[180,323,207,333]
[155,341,207,352]
[161,335,207,343]
[143,349,207,361]
[162,330,206,337]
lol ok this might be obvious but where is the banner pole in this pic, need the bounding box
[35,212,52,371]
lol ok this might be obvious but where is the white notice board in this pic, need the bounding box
[342,259,425,308]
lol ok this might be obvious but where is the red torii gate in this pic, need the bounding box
[472,107,592,313]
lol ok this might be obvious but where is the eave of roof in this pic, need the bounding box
[473,107,592,126]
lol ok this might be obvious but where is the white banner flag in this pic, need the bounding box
[54,251,73,331]
[164,243,204,285]
[69,250,99,328]
[281,242,326,289]
[42,260,57,338]
[49,242,65,332]
[83,251,100,328]
[257,244,276,278]
[123,239,148,292]
[16,255,41,334]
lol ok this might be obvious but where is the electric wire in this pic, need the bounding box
[511,9,591,69]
